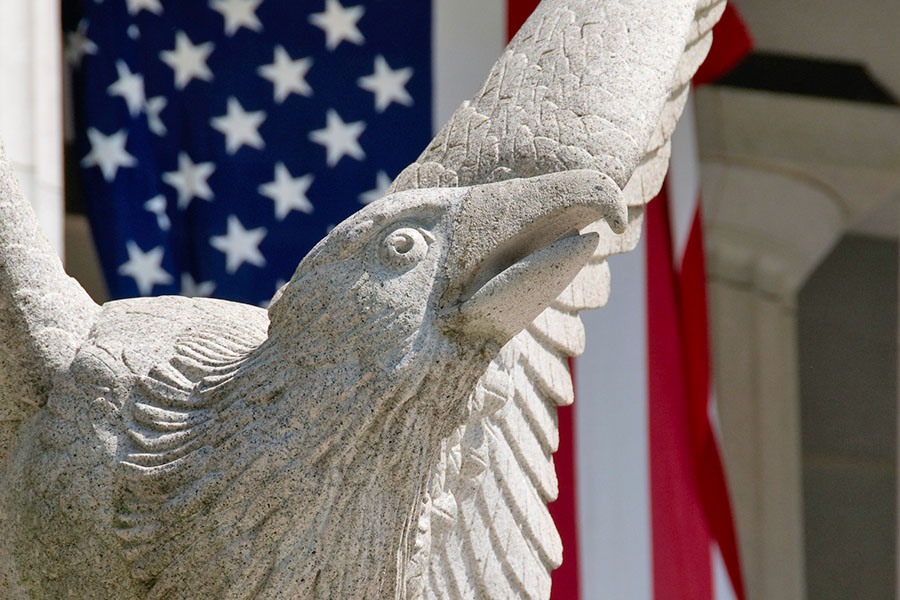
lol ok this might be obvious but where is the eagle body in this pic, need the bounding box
[2,293,483,599]
[1,253,489,599]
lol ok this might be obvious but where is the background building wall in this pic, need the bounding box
[698,82,900,600]
[0,0,64,255]
[799,235,898,600]
[734,0,900,98]
[698,6,900,593]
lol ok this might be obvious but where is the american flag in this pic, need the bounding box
[64,0,431,305]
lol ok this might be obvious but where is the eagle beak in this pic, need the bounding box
[440,169,626,344]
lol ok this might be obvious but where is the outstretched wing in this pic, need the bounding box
[104,297,276,597]
[0,144,99,468]
[394,1,726,597]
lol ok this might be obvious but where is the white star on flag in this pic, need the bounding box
[81,128,137,182]
[65,21,97,68]
[211,97,266,154]
[259,162,314,220]
[309,0,365,51]
[146,96,168,136]
[118,240,173,295]
[358,55,413,112]
[180,273,216,297]
[359,170,392,205]
[258,46,312,103]
[162,152,216,209]
[143,195,171,231]
[107,60,146,117]
[210,215,267,274]
[160,31,214,89]
[125,0,162,16]
[210,0,263,36]
[308,109,365,166]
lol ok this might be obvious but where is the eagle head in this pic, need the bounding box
[267,169,626,431]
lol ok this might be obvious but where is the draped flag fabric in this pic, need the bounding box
[64,0,432,304]
[65,1,751,598]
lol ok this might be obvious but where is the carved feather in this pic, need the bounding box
[0,143,99,474]
[112,299,271,589]
[396,1,727,597]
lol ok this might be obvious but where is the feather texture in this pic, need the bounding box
[0,144,99,472]
[399,1,726,597]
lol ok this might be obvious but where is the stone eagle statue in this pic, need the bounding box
[0,0,725,598]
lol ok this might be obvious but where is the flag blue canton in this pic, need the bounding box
[64,0,432,305]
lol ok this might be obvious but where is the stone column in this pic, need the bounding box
[0,0,64,254]
[696,86,900,600]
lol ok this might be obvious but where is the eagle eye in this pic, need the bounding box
[378,227,430,270]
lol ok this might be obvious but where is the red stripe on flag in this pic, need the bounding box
[689,8,753,595]
[507,0,542,39]
[693,4,753,86]
[647,188,714,600]
[550,360,582,600]
[679,207,746,600]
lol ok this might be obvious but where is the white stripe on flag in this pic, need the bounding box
[432,0,505,131]
[576,238,652,600]
[667,93,700,266]
[713,542,739,600]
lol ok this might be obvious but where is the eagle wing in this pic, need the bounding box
[392,1,727,597]
[97,296,276,598]
[0,144,99,473]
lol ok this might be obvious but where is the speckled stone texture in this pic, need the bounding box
[0,1,724,598]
